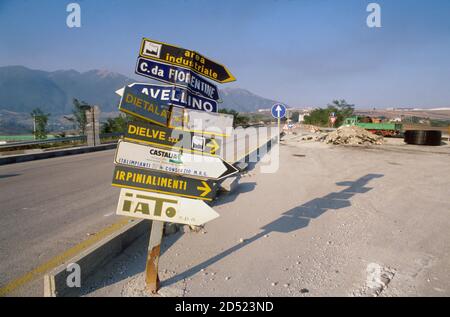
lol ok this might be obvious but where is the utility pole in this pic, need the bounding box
[83,105,101,147]
[92,106,96,146]
[33,115,36,140]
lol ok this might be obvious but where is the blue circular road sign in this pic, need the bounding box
[271,104,287,119]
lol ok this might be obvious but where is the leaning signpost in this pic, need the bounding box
[111,38,236,293]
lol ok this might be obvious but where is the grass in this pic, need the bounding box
[0,134,57,142]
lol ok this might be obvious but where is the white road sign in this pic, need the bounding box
[169,106,234,137]
[115,140,238,180]
[116,188,219,226]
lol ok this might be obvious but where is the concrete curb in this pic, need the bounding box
[235,135,277,166]
[0,143,117,165]
[44,219,149,297]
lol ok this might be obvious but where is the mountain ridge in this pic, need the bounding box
[0,65,284,114]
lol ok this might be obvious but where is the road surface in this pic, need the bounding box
[0,150,121,296]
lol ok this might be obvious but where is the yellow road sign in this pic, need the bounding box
[124,121,223,156]
[139,38,236,83]
[112,165,216,201]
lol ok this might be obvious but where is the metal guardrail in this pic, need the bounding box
[0,136,85,148]
[0,133,123,150]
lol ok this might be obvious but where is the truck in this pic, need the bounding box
[342,116,403,136]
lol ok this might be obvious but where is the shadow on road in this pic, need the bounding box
[161,173,383,287]
[214,182,257,207]
[0,173,20,179]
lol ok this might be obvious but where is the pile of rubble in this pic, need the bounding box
[324,126,384,145]
[301,124,322,133]
[300,134,327,142]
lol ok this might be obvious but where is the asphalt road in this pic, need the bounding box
[0,149,121,296]
[0,127,276,296]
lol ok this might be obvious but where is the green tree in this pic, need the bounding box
[303,108,331,126]
[218,108,250,127]
[72,98,89,135]
[30,108,50,139]
[101,115,129,133]
[304,99,355,127]
[328,99,355,125]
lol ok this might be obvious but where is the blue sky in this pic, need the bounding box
[1,0,450,108]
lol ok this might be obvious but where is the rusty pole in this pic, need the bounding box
[145,220,164,293]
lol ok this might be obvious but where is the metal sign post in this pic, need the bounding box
[271,103,287,141]
[278,117,281,140]
[145,220,164,293]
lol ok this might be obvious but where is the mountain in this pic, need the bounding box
[0,66,133,114]
[0,65,283,114]
[219,87,280,112]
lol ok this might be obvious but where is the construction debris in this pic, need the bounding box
[324,126,384,145]
[300,134,327,142]
[353,263,396,297]
[300,124,322,133]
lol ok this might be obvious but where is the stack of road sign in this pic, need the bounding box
[111,38,238,293]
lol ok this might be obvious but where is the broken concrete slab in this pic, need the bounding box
[219,176,239,193]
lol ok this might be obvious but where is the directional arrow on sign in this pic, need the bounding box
[271,103,287,119]
[116,188,219,226]
[115,140,238,181]
[205,138,219,155]
[276,105,282,117]
[112,165,216,201]
[124,121,223,156]
[197,181,212,197]
[139,38,236,83]
[115,83,218,113]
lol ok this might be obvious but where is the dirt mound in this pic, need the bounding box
[325,126,384,145]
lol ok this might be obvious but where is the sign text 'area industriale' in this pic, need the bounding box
[139,38,235,83]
